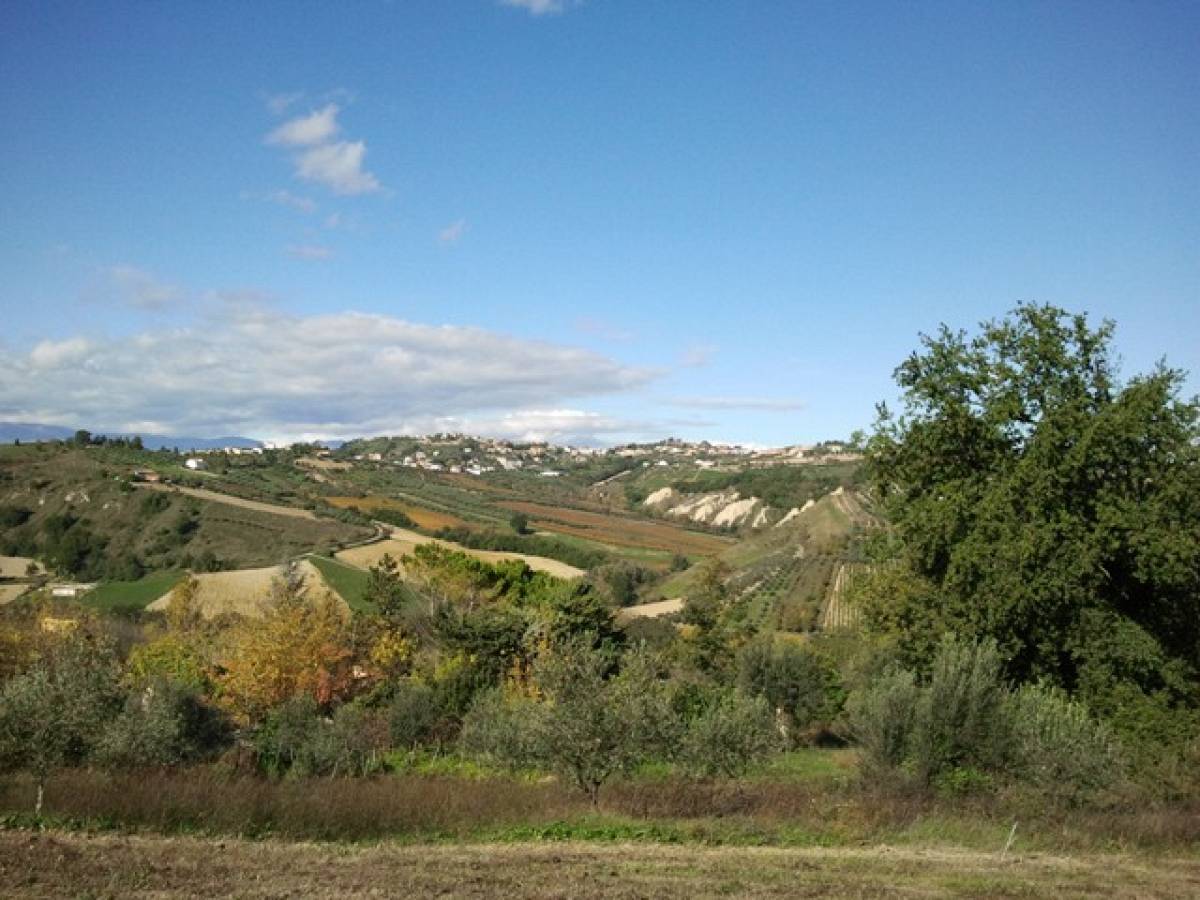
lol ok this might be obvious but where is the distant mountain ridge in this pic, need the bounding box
[0,422,262,452]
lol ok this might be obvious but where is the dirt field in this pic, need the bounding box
[0,556,41,578]
[2,829,1196,899]
[499,501,731,556]
[617,597,684,621]
[0,584,29,605]
[325,495,467,530]
[133,483,318,520]
[337,527,583,579]
[145,560,344,618]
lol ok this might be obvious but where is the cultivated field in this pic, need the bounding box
[820,562,865,631]
[325,495,467,530]
[2,830,1196,899]
[337,527,584,579]
[146,560,344,618]
[499,500,732,556]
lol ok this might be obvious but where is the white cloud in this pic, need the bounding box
[265,102,383,195]
[29,338,92,370]
[666,396,807,412]
[107,265,185,310]
[264,91,304,115]
[679,343,716,368]
[438,219,468,244]
[268,190,317,213]
[267,104,340,147]
[295,141,381,195]
[286,244,334,261]
[501,0,575,15]
[0,311,655,442]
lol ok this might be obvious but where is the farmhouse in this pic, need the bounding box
[184,458,206,471]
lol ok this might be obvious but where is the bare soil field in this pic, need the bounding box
[499,501,732,556]
[617,597,685,621]
[0,584,29,605]
[133,483,318,520]
[0,556,41,579]
[145,560,344,618]
[337,527,584,579]
[2,829,1196,899]
[325,495,468,530]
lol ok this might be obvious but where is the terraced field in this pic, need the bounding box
[820,562,866,630]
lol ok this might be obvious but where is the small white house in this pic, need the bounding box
[184,458,206,471]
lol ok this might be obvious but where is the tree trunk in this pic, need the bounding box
[35,779,44,817]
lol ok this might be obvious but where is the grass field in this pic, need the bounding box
[307,554,372,612]
[84,570,185,613]
[3,830,1196,899]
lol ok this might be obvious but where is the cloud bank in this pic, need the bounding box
[0,310,654,442]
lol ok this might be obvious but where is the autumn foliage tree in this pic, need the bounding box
[218,565,358,721]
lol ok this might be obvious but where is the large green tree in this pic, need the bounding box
[864,304,1199,721]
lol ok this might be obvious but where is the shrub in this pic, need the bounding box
[677,690,780,778]
[1007,682,1123,801]
[737,639,845,745]
[845,666,921,784]
[95,679,230,770]
[909,635,1010,783]
[388,681,441,749]
[291,704,389,777]
[461,643,677,803]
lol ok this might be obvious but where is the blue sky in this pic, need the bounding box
[1,1,1196,445]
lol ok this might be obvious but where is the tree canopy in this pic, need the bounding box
[864,304,1200,724]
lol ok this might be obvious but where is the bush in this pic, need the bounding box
[1007,683,1123,801]
[910,635,1009,783]
[845,667,921,783]
[388,681,441,749]
[95,679,230,770]
[737,639,844,745]
[846,636,1009,787]
[677,690,780,778]
[253,698,388,777]
[461,643,677,803]
[291,704,389,777]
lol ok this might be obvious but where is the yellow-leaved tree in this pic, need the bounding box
[217,563,358,722]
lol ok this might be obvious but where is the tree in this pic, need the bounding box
[218,572,358,722]
[509,512,530,535]
[865,304,1200,726]
[72,429,92,447]
[461,642,676,804]
[0,629,124,813]
[676,690,779,778]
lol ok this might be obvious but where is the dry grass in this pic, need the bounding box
[499,501,731,556]
[336,528,583,579]
[145,561,345,619]
[325,495,467,530]
[2,829,1198,899]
